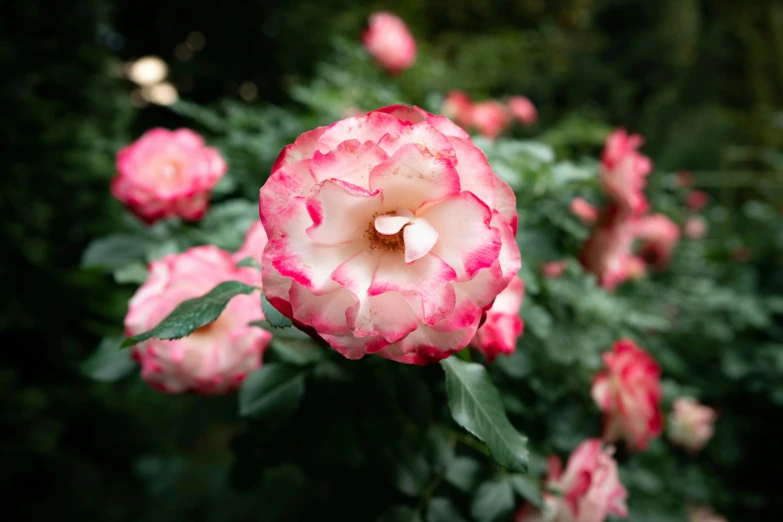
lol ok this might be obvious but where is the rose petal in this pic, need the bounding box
[315,111,405,153]
[306,179,384,245]
[309,139,389,189]
[403,218,439,263]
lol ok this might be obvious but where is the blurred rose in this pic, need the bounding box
[470,100,511,139]
[508,96,537,126]
[542,260,568,279]
[686,190,709,210]
[677,170,693,187]
[600,129,652,216]
[668,397,717,452]
[592,339,663,450]
[635,214,680,268]
[544,439,629,522]
[259,105,520,364]
[112,128,226,223]
[570,197,598,225]
[580,213,638,290]
[688,505,727,522]
[684,215,707,239]
[442,90,474,129]
[472,275,524,362]
[126,246,271,394]
[362,12,417,74]
[235,221,269,265]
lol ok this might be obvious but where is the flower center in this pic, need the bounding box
[366,212,406,252]
[367,208,439,264]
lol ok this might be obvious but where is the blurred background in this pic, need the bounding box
[3,0,783,520]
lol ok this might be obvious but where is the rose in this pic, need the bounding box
[684,215,707,239]
[570,198,598,225]
[686,190,709,210]
[508,96,537,126]
[470,100,511,139]
[259,105,521,364]
[471,275,524,362]
[442,90,474,129]
[235,221,268,265]
[112,128,226,223]
[542,260,568,279]
[600,129,652,216]
[543,439,629,522]
[668,397,717,452]
[362,12,417,74]
[579,214,641,290]
[592,339,663,450]
[635,214,680,268]
[126,245,271,394]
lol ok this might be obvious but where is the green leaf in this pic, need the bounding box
[391,443,432,497]
[444,456,482,492]
[113,262,148,284]
[377,506,422,522]
[313,360,353,382]
[426,498,467,522]
[238,364,306,419]
[269,338,324,366]
[261,291,294,329]
[509,474,543,507]
[81,234,146,270]
[471,476,515,522]
[441,357,529,472]
[121,281,257,348]
[426,428,455,473]
[80,337,135,382]
[236,256,262,270]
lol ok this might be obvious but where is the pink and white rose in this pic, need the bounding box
[570,197,598,225]
[126,246,271,394]
[542,439,629,522]
[470,100,511,140]
[600,129,652,216]
[592,339,663,450]
[508,96,537,126]
[258,105,521,364]
[471,275,524,362]
[684,215,707,239]
[112,128,227,223]
[635,214,680,268]
[668,397,717,452]
[579,213,640,290]
[362,12,417,74]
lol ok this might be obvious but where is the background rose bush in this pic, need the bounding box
[5,1,783,521]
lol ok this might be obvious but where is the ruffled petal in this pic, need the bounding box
[258,159,316,229]
[289,282,354,335]
[271,126,327,172]
[315,111,406,153]
[377,121,455,158]
[309,139,389,189]
[306,179,384,245]
[369,142,461,211]
[403,218,439,263]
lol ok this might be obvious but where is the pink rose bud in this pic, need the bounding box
[126,246,271,394]
[686,190,709,210]
[600,129,652,216]
[579,215,639,290]
[470,100,511,140]
[570,197,598,225]
[684,215,707,239]
[471,275,524,362]
[542,260,567,279]
[112,128,227,224]
[507,96,537,126]
[635,214,680,268]
[688,505,728,522]
[544,439,629,522]
[592,339,663,450]
[259,105,521,364]
[362,12,417,74]
[668,397,717,452]
[442,90,474,129]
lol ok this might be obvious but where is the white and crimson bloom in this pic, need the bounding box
[592,339,663,451]
[600,129,652,216]
[524,439,628,522]
[126,241,271,394]
[668,397,717,452]
[635,214,680,268]
[570,197,598,225]
[112,128,227,223]
[362,12,417,74]
[471,275,524,362]
[259,105,521,364]
[507,96,537,126]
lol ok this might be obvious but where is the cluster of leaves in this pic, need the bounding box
[77,38,783,522]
